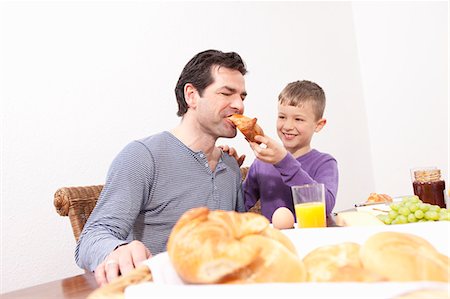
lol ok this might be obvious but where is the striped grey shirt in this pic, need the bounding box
[75,131,245,271]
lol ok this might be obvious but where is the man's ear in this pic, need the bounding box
[315,118,327,133]
[184,83,198,109]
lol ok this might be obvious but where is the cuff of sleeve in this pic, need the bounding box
[90,239,129,272]
[274,153,297,171]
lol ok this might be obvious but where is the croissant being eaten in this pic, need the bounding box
[167,207,306,284]
[227,114,264,143]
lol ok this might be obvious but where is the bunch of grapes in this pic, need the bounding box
[377,195,450,225]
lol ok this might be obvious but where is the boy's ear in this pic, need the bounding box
[184,83,198,109]
[314,118,327,132]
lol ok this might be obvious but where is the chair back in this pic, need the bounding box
[53,167,260,242]
[54,185,103,242]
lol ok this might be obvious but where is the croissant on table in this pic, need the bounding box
[167,207,306,284]
[227,114,264,144]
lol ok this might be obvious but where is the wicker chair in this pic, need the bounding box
[54,185,103,242]
[54,167,260,242]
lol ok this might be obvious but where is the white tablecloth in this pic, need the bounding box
[125,221,450,299]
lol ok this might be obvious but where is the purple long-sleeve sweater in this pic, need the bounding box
[243,149,338,221]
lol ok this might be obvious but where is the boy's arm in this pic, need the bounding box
[274,153,338,215]
[242,164,260,211]
[247,134,338,214]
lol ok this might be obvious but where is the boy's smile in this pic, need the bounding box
[281,132,298,141]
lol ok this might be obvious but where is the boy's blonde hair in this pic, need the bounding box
[278,80,326,120]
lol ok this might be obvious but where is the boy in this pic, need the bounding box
[244,80,338,221]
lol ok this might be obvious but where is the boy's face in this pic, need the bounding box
[276,102,326,155]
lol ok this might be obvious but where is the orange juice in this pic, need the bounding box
[294,202,326,228]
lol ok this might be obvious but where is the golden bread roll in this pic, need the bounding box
[227,114,264,143]
[87,265,152,299]
[365,192,393,203]
[360,231,450,282]
[167,207,306,284]
[302,242,369,282]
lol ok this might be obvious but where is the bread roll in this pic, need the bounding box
[302,242,369,282]
[360,231,450,282]
[167,207,306,284]
[365,193,393,203]
[227,114,264,143]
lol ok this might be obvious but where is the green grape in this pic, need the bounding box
[403,203,413,211]
[396,215,408,224]
[390,203,400,211]
[425,211,439,221]
[380,196,448,225]
[388,210,398,220]
[439,212,450,221]
[429,205,441,213]
[409,203,419,212]
[439,214,447,221]
[419,203,431,212]
[398,207,410,216]
[409,196,421,203]
[407,213,417,223]
[414,210,425,219]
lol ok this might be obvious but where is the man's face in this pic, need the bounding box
[276,102,322,155]
[195,66,247,139]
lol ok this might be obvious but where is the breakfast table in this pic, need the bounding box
[1,216,337,299]
[3,217,448,299]
[1,272,97,299]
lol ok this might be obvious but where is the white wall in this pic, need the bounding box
[352,1,448,195]
[0,1,447,293]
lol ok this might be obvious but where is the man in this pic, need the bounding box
[75,49,248,285]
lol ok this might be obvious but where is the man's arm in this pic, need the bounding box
[75,141,154,284]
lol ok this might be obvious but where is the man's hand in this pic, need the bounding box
[219,145,246,167]
[94,240,152,286]
[249,135,287,165]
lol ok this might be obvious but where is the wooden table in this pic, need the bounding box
[2,216,337,299]
[2,272,98,299]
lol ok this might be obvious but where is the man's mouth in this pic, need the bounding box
[226,118,236,128]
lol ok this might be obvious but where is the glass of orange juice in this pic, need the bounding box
[291,184,326,228]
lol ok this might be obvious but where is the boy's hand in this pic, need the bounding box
[250,135,287,165]
[218,145,246,167]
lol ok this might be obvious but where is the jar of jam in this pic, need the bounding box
[411,167,446,208]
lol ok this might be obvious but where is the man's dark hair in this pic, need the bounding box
[175,49,247,116]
